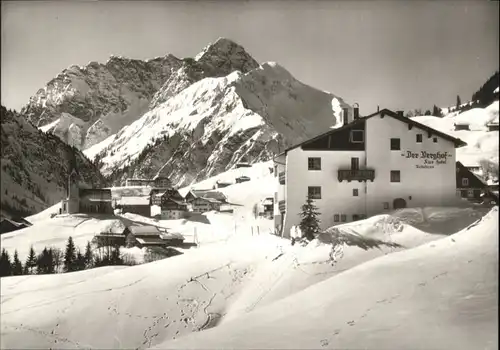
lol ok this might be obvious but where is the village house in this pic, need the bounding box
[274,107,467,238]
[60,170,114,215]
[0,217,32,234]
[456,161,488,202]
[486,121,499,132]
[183,189,226,213]
[124,225,166,248]
[149,188,187,219]
[454,122,470,131]
[118,196,151,217]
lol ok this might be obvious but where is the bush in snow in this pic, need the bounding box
[479,159,499,182]
[299,196,321,241]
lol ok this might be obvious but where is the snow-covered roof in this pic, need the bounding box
[119,196,150,206]
[126,225,161,235]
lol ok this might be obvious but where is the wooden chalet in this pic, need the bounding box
[124,225,166,248]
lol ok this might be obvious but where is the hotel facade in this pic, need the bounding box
[273,108,467,238]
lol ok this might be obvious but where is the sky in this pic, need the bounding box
[1,0,499,114]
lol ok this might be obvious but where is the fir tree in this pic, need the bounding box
[432,105,441,117]
[0,248,13,277]
[110,246,123,265]
[298,196,321,241]
[12,250,23,276]
[456,95,461,109]
[84,241,93,269]
[424,110,431,116]
[75,249,86,271]
[64,236,76,272]
[25,246,37,274]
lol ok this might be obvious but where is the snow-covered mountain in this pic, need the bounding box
[91,62,347,187]
[0,106,105,218]
[22,38,349,188]
[22,54,183,149]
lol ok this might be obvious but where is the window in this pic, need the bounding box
[390,170,401,183]
[334,214,340,222]
[390,138,401,150]
[308,186,322,199]
[467,189,474,198]
[416,134,423,143]
[341,214,347,222]
[433,137,438,143]
[383,202,389,209]
[274,165,278,177]
[462,178,469,186]
[308,157,321,170]
[353,189,359,196]
[353,214,360,221]
[350,130,364,143]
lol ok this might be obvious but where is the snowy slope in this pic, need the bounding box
[92,61,348,187]
[155,207,498,350]
[412,100,499,167]
[1,161,495,349]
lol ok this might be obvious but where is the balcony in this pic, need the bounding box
[278,200,286,212]
[279,171,286,185]
[338,169,375,182]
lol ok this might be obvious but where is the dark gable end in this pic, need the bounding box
[456,162,487,189]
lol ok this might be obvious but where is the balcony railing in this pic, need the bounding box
[338,169,375,182]
[278,171,286,185]
[278,200,286,212]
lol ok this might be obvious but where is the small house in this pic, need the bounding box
[456,161,487,202]
[0,218,31,234]
[124,225,166,248]
[150,188,184,207]
[215,180,232,189]
[235,176,251,184]
[190,197,222,213]
[487,122,499,132]
[160,198,188,220]
[119,196,151,217]
[78,189,114,214]
[454,123,470,131]
[235,162,252,169]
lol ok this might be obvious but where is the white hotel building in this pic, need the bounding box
[273,107,467,238]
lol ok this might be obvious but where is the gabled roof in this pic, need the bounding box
[126,225,161,235]
[280,108,467,155]
[456,161,488,187]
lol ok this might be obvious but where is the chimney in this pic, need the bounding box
[397,110,404,118]
[353,103,360,120]
[377,105,380,112]
[342,107,349,125]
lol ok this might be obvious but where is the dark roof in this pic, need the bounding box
[281,108,467,155]
[456,162,488,187]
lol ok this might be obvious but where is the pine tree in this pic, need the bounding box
[36,248,49,274]
[432,105,441,117]
[12,250,23,276]
[75,249,86,271]
[84,241,93,269]
[110,246,123,265]
[456,95,461,109]
[25,246,37,274]
[0,248,13,277]
[64,236,76,272]
[424,110,431,116]
[298,196,321,241]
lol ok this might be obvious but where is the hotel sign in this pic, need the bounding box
[402,151,452,169]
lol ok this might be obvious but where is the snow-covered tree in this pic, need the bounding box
[299,196,321,241]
